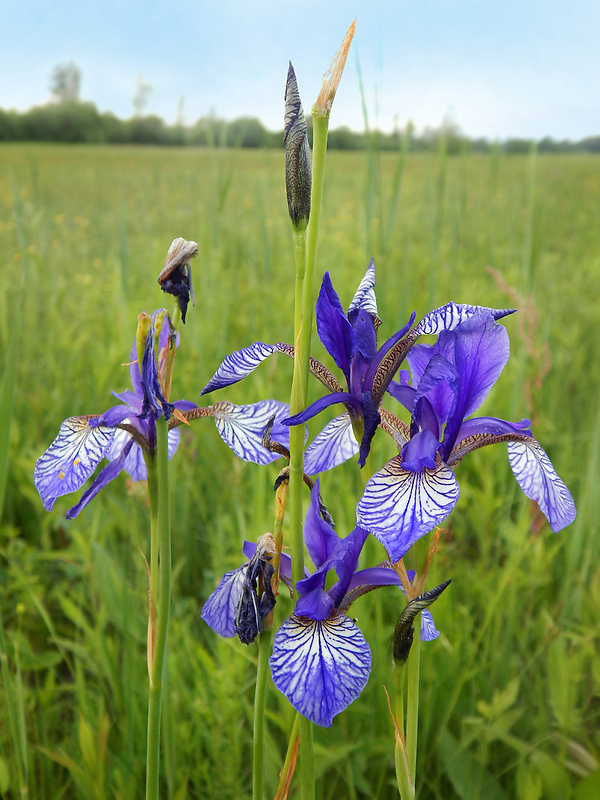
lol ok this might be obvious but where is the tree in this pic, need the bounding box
[50,62,81,103]
[132,74,153,117]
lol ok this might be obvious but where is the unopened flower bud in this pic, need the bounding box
[393,580,451,664]
[136,312,152,374]
[158,237,198,323]
[284,63,311,230]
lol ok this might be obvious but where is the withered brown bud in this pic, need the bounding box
[158,237,198,323]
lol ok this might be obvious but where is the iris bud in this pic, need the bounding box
[284,63,311,230]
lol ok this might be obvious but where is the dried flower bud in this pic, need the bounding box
[158,237,198,323]
[284,62,311,230]
[314,19,356,118]
[393,580,451,664]
[235,533,278,645]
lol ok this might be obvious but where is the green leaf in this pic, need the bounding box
[0,756,10,794]
[530,751,572,800]
[573,769,600,800]
[440,729,510,800]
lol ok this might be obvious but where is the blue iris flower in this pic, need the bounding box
[200,260,516,473]
[356,311,576,561]
[35,311,291,518]
[202,480,441,727]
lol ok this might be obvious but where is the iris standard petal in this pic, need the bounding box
[508,440,577,532]
[348,258,377,319]
[34,417,115,511]
[65,438,135,519]
[201,567,247,638]
[357,455,460,562]
[420,609,440,641]
[304,413,359,474]
[303,480,339,569]
[440,315,510,461]
[212,399,290,465]
[413,301,516,336]
[316,272,355,382]
[201,342,278,394]
[269,611,371,727]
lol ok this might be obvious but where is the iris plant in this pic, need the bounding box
[200,260,517,476]
[203,481,440,727]
[35,311,292,517]
[357,310,577,561]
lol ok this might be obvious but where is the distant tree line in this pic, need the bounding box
[1,101,598,153]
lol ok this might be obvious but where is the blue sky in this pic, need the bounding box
[1,0,598,140]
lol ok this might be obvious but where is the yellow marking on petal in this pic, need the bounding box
[74,458,81,466]
[59,471,66,479]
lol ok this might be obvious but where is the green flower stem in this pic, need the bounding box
[286,108,330,800]
[146,418,172,800]
[274,713,300,800]
[405,623,421,784]
[253,626,274,800]
[393,662,414,800]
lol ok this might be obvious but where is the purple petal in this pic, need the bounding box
[347,565,402,592]
[414,302,516,336]
[269,611,371,727]
[455,416,533,441]
[284,392,358,426]
[65,439,135,519]
[98,402,138,427]
[316,273,355,382]
[440,315,510,461]
[304,413,359,474]
[201,567,247,638]
[356,455,460,562]
[348,259,377,318]
[34,417,115,511]
[420,609,439,641]
[413,352,458,429]
[105,426,181,481]
[303,480,339,569]
[400,429,440,471]
[212,399,290,464]
[508,440,576,532]
[201,342,278,394]
[388,381,416,414]
[294,586,335,620]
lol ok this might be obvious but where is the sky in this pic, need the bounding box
[1,0,599,141]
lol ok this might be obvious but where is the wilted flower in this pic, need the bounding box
[158,237,198,323]
[357,311,576,561]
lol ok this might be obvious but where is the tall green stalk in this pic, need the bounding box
[145,418,172,800]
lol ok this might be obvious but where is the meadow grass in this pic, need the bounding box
[0,142,599,799]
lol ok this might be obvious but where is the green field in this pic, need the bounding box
[1,143,599,799]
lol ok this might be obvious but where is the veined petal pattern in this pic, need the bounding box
[508,440,576,532]
[201,342,278,394]
[34,416,115,511]
[357,455,460,561]
[201,567,247,638]
[213,399,289,464]
[414,302,516,336]
[304,413,359,474]
[270,611,371,727]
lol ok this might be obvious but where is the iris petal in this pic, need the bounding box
[201,567,247,638]
[65,438,134,519]
[508,440,576,532]
[303,480,339,569]
[414,301,516,336]
[420,609,440,641]
[34,417,115,511]
[269,611,371,727]
[201,342,278,394]
[316,272,355,382]
[304,413,359,474]
[348,258,377,319]
[213,399,290,464]
[356,455,460,562]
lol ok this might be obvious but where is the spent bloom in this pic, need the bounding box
[357,311,576,560]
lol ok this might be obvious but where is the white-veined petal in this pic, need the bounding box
[414,302,515,336]
[508,440,576,532]
[201,342,277,394]
[357,455,460,562]
[270,611,371,727]
[420,609,439,641]
[34,417,115,511]
[213,399,289,464]
[348,259,377,317]
[304,413,359,474]
[201,567,247,638]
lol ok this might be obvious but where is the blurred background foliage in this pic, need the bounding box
[0,140,599,798]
